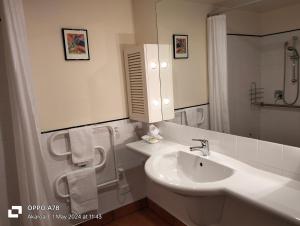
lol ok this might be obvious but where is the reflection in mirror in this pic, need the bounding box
[156,0,300,147]
[158,44,175,120]
[156,0,211,131]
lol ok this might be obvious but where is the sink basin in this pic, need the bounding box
[145,150,235,225]
[145,151,234,196]
[177,151,233,183]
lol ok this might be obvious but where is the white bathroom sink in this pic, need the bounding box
[145,151,235,195]
[129,140,300,224]
[177,151,234,183]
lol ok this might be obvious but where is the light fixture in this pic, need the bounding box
[160,62,168,68]
[152,100,160,107]
[163,98,170,105]
[150,62,158,69]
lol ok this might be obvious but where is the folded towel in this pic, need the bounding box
[67,167,98,214]
[186,108,205,128]
[69,127,94,166]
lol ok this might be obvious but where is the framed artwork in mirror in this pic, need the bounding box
[173,34,188,59]
[62,28,90,60]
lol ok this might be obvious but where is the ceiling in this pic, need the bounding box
[194,0,300,12]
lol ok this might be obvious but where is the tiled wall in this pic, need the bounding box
[158,121,300,181]
[227,32,300,147]
[41,119,147,224]
[227,35,261,139]
[260,31,300,147]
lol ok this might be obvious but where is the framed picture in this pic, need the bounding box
[173,34,188,59]
[62,28,90,60]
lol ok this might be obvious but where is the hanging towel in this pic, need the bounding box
[69,127,94,166]
[186,108,205,128]
[67,167,98,214]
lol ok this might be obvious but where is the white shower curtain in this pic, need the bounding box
[1,0,60,225]
[207,15,230,133]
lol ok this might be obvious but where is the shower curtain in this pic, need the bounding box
[1,0,60,225]
[207,15,230,133]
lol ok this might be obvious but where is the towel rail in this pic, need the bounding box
[49,125,117,157]
[55,146,106,198]
[56,170,123,199]
[52,125,121,199]
[196,108,205,125]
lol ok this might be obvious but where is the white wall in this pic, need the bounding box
[260,31,300,147]
[226,6,300,146]
[227,35,261,138]
[226,2,300,36]
[23,0,214,132]
[226,10,261,35]
[132,0,158,44]
[23,0,136,131]
[261,3,300,35]
[156,0,211,108]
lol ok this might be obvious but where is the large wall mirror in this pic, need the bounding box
[156,0,300,148]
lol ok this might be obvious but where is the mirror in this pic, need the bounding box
[156,0,211,130]
[156,0,300,148]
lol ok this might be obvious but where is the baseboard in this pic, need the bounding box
[147,199,186,226]
[80,198,186,226]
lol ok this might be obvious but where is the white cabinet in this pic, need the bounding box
[124,44,174,123]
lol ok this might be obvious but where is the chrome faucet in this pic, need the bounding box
[190,139,210,156]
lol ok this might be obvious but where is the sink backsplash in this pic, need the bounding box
[157,121,300,181]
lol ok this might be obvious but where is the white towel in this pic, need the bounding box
[67,167,98,214]
[186,108,205,128]
[69,127,94,165]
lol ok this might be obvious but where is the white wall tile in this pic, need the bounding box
[212,132,237,158]
[281,171,300,182]
[158,121,211,146]
[257,141,283,169]
[258,31,300,147]
[282,145,300,175]
[227,36,261,139]
[228,32,300,147]
[254,162,283,176]
[236,136,258,164]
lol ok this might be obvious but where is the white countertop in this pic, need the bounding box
[126,140,300,225]
[126,139,189,156]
